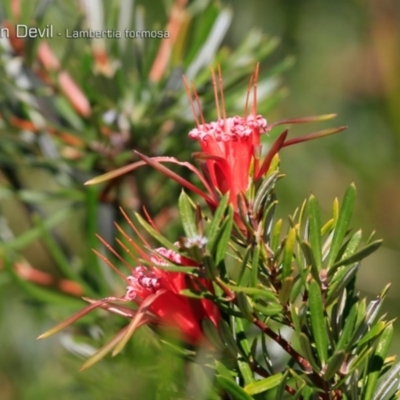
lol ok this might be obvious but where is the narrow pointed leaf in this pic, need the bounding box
[326,263,359,307]
[216,375,254,400]
[38,299,109,339]
[215,206,234,265]
[206,193,230,251]
[299,332,320,372]
[282,126,347,148]
[202,319,225,351]
[178,191,197,238]
[282,227,296,279]
[80,326,130,370]
[327,230,362,278]
[301,241,321,284]
[327,184,356,267]
[244,373,283,395]
[372,362,400,400]
[309,280,328,365]
[251,242,261,286]
[321,218,335,236]
[225,285,278,302]
[290,304,302,337]
[336,303,358,352]
[323,350,346,381]
[237,292,254,321]
[341,229,363,259]
[257,130,288,179]
[253,172,278,214]
[364,324,394,400]
[330,240,382,273]
[269,114,337,128]
[271,219,282,252]
[113,290,165,355]
[308,195,323,271]
[219,320,242,358]
[356,321,386,348]
[85,155,215,203]
[279,276,294,305]
[134,212,177,250]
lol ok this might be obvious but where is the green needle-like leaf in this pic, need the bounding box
[330,239,382,274]
[323,350,346,381]
[336,303,358,352]
[299,332,320,372]
[327,184,356,268]
[216,375,254,400]
[215,206,234,265]
[134,212,177,250]
[282,227,296,279]
[372,362,400,400]
[363,324,394,400]
[178,190,198,238]
[206,193,230,251]
[271,218,283,252]
[308,195,323,271]
[309,280,329,365]
[244,373,283,395]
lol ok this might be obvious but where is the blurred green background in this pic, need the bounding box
[0,0,399,398]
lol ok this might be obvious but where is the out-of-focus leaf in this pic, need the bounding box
[34,213,97,297]
[80,326,130,371]
[202,319,225,351]
[244,373,283,395]
[219,320,242,358]
[1,206,75,252]
[236,292,254,321]
[216,375,254,400]
[225,285,278,302]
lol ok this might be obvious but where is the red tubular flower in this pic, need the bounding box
[38,211,220,368]
[188,114,267,207]
[125,247,220,345]
[84,65,345,217]
[185,66,267,209]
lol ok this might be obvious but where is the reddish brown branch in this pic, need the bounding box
[252,317,332,399]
